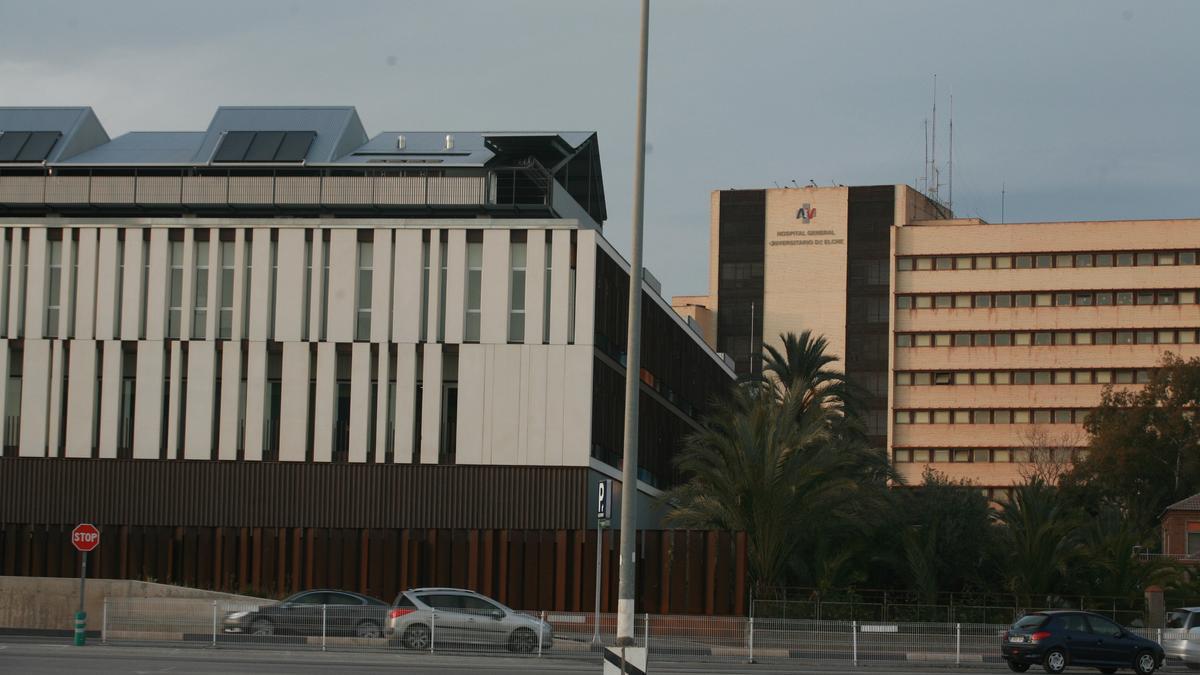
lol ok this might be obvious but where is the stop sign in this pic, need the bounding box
[71,524,100,552]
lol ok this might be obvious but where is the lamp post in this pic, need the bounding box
[616,0,650,647]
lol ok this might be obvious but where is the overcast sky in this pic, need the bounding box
[3,0,1198,296]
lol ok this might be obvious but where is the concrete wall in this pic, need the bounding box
[0,576,260,631]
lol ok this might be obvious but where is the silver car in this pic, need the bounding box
[1164,607,1200,669]
[386,587,552,653]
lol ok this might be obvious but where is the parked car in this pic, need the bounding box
[1163,607,1200,669]
[386,587,552,653]
[1001,610,1164,674]
[222,589,389,638]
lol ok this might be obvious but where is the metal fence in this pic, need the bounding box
[753,595,1148,627]
[98,597,1180,666]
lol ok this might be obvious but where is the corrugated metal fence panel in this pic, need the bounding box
[0,523,748,614]
[0,458,589,530]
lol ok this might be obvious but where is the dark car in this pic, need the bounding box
[1002,610,1164,674]
[222,589,389,638]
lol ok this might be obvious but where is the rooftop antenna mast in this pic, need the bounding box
[923,119,929,194]
[948,92,954,213]
[930,74,938,203]
[1001,182,1006,224]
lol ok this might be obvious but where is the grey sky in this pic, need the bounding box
[3,0,1198,297]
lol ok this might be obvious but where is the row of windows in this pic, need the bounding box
[894,408,1092,425]
[896,327,1200,348]
[896,368,1154,386]
[897,289,1198,310]
[894,447,1084,464]
[898,250,1200,272]
[1,227,579,346]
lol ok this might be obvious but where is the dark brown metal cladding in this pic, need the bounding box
[0,458,589,530]
[845,185,897,450]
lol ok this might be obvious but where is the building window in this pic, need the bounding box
[509,238,526,342]
[302,236,312,341]
[320,233,330,340]
[268,235,278,340]
[1187,522,1200,556]
[45,239,62,336]
[464,240,482,342]
[218,240,235,339]
[67,236,78,337]
[419,237,430,342]
[356,239,373,340]
[166,240,183,338]
[138,233,148,339]
[543,239,552,342]
[437,238,448,342]
[192,240,209,339]
[113,236,123,337]
[242,235,253,339]
[567,243,577,344]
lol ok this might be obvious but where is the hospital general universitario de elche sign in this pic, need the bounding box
[769,203,845,248]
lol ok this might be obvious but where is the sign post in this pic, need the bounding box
[594,479,613,644]
[71,523,100,646]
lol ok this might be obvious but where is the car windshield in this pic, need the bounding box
[1013,614,1046,630]
[1168,611,1191,629]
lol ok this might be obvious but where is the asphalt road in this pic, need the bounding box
[0,639,1190,674]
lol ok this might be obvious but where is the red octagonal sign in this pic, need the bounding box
[71,523,100,552]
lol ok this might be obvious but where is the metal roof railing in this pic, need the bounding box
[0,168,556,213]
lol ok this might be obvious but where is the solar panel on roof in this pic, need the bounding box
[244,131,285,162]
[0,132,31,162]
[273,131,315,162]
[15,132,61,161]
[213,131,255,162]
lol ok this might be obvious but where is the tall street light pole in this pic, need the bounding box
[616,0,649,647]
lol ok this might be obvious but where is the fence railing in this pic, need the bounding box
[98,597,1175,665]
[0,173,533,210]
[752,594,1149,627]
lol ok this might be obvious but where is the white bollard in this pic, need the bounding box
[852,620,858,666]
[321,604,327,651]
[538,611,545,657]
[102,598,108,645]
[644,612,649,649]
[211,601,218,648]
[748,616,755,664]
[955,622,961,665]
[431,609,437,654]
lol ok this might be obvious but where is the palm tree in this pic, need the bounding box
[760,330,864,434]
[993,479,1079,604]
[1071,505,1181,601]
[662,383,862,593]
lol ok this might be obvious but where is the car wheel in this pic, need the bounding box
[250,618,274,637]
[1043,648,1067,674]
[1007,660,1031,672]
[1133,650,1157,675]
[402,624,431,650]
[508,628,537,653]
[355,620,382,639]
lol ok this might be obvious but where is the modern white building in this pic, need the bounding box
[0,106,735,523]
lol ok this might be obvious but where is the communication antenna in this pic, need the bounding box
[1001,182,1006,224]
[930,74,937,203]
[948,93,954,213]
[923,119,929,193]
